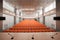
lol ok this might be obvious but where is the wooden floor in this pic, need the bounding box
[3,20,55,32]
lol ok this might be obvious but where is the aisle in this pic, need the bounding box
[3,20,55,32]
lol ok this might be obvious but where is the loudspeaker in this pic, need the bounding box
[54,17,60,20]
[0,17,5,20]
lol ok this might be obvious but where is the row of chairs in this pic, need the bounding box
[9,27,50,30]
[3,20,55,32]
[3,29,55,32]
[3,27,55,32]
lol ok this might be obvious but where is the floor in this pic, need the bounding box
[0,32,60,40]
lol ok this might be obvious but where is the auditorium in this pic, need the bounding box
[0,0,58,32]
[0,0,60,40]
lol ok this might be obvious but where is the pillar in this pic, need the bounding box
[14,8,17,24]
[42,7,45,24]
[56,0,60,31]
[0,0,3,32]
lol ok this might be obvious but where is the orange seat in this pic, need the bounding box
[3,20,55,32]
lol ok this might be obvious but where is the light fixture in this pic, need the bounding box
[8,33,14,40]
[31,34,34,40]
[51,33,58,39]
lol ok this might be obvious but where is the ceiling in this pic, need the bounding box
[4,0,55,13]
[4,0,55,9]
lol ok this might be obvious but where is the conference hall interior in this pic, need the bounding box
[0,0,60,32]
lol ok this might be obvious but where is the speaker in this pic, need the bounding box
[0,17,5,20]
[54,17,60,20]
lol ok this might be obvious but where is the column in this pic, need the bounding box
[42,7,45,24]
[0,0,3,32]
[56,0,60,31]
[14,8,17,24]
[38,12,39,22]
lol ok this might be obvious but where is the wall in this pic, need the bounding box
[40,17,43,24]
[44,1,56,29]
[16,17,19,24]
[21,12,38,18]
[3,14,14,30]
[3,1,14,12]
[45,14,56,29]
[2,1,15,30]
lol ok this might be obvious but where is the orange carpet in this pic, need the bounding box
[3,20,55,32]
